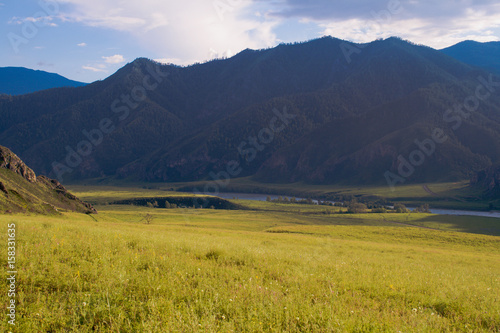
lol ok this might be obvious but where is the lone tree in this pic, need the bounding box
[141,213,155,224]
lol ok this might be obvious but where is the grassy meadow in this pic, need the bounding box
[164,178,496,211]
[1,188,499,332]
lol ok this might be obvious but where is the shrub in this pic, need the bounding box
[413,204,430,213]
[394,203,409,213]
[348,203,368,214]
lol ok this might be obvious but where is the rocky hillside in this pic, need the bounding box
[0,145,96,214]
[471,164,500,199]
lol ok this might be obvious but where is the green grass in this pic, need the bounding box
[0,169,91,214]
[70,177,497,211]
[1,189,499,332]
[199,178,495,211]
[67,185,194,205]
[64,184,500,236]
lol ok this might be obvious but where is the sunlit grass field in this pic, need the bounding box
[1,191,499,332]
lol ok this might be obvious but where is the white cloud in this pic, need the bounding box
[102,54,125,64]
[8,15,58,27]
[45,0,500,68]
[273,0,500,48]
[55,0,280,65]
[8,17,24,25]
[75,15,146,31]
[145,13,169,32]
[271,0,500,21]
[319,10,500,49]
[153,58,173,64]
[77,42,87,47]
[153,58,182,65]
[209,48,233,59]
[82,65,108,73]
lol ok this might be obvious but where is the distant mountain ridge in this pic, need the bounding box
[440,40,500,74]
[0,67,86,95]
[0,36,499,186]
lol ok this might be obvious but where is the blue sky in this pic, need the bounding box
[1,0,499,83]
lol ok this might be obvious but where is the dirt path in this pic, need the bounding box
[422,184,438,196]
[422,184,466,202]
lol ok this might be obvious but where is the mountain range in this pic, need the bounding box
[441,40,500,74]
[0,67,86,96]
[0,37,499,189]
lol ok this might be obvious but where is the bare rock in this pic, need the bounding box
[0,145,37,182]
[0,181,7,195]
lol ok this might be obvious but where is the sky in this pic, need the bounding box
[1,0,499,83]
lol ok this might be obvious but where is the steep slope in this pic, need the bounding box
[0,67,86,95]
[441,41,500,74]
[118,38,500,183]
[0,37,499,185]
[471,164,500,199]
[255,86,500,184]
[0,145,96,214]
[0,37,361,180]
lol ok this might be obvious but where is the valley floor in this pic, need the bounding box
[70,179,499,212]
[1,189,499,332]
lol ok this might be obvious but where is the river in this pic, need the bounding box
[216,193,500,219]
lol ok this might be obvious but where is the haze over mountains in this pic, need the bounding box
[441,41,500,75]
[0,67,86,96]
[0,37,499,187]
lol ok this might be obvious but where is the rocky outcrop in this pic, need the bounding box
[0,145,96,214]
[0,145,37,182]
[471,165,500,198]
[37,176,97,214]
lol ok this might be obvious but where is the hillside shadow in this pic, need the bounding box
[415,215,500,236]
